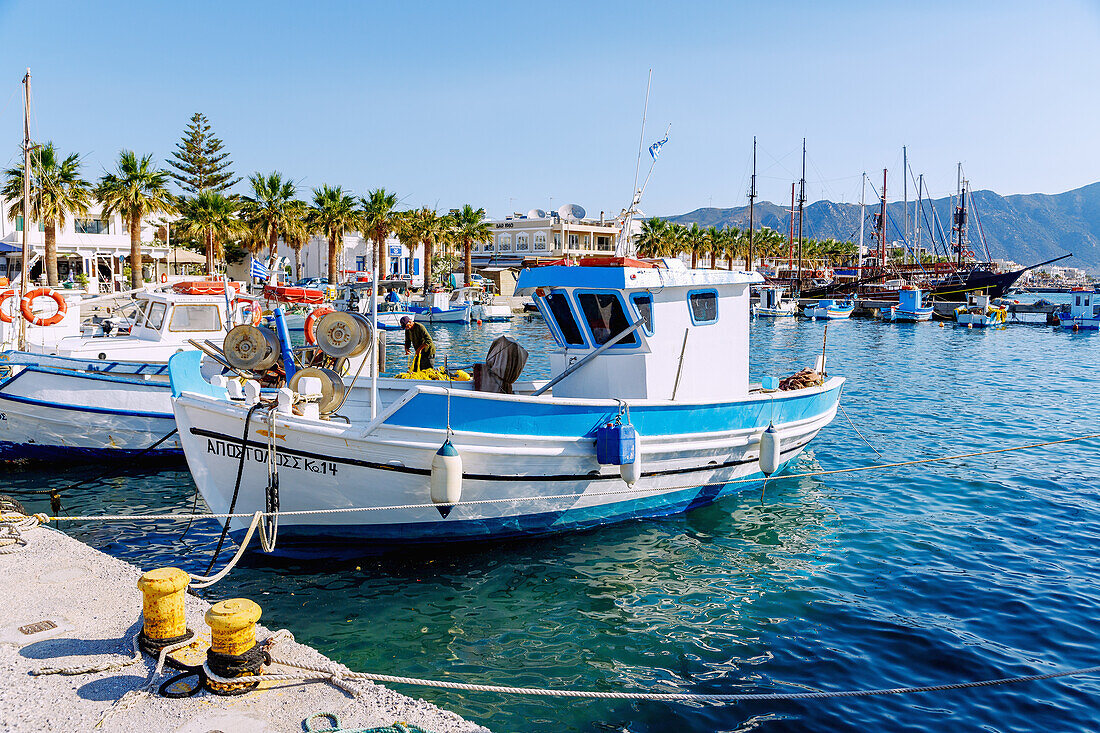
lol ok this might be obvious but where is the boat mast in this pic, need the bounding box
[954,162,967,269]
[746,136,756,272]
[19,69,32,351]
[797,138,805,292]
[902,146,908,266]
[915,173,923,265]
[879,168,887,281]
[787,182,795,284]
[857,172,865,278]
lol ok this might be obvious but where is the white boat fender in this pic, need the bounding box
[620,433,641,486]
[430,439,463,518]
[759,424,780,476]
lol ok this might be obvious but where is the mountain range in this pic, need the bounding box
[667,181,1100,271]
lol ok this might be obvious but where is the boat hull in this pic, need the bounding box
[0,366,180,460]
[882,307,933,322]
[172,377,844,557]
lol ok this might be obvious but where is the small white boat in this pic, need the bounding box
[881,288,934,323]
[954,294,1007,328]
[1057,289,1100,331]
[450,286,512,322]
[408,291,471,324]
[752,286,798,317]
[169,257,845,557]
[803,299,854,320]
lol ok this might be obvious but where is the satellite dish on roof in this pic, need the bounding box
[527,208,547,219]
[558,203,586,221]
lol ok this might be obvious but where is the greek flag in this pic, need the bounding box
[649,134,668,160]
[250,257,269,280]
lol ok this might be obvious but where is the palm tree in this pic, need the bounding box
[402,207,448,289]
[308,185,360,284]
[360,188,399,278]
[705,226,724,269]
[97,151,176,288]
[637,217,670,258]
[241,172,296,261]
[685,223,707,269]
[451,204,492,283]
[281,200,311,280]
[1,142,93,286]
[176,190,246,275]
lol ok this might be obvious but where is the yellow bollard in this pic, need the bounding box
[204,598,264,695]
[206,598,262,656]
[137,567,190,642]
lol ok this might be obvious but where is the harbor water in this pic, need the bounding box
[6,310,1100,732]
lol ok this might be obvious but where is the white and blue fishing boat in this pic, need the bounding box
[0,288,258,460]
[954,294,1007,328]
[1057,289,1100,331]
[169,258,844,557]
[802,299,855,320]
[881,287,934,323]
[752,286,798,317]
[407,291,471,324]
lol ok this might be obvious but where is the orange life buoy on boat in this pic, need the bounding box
[0,290,15,323]
[304,307,335,345]
[239,299,263,326]
[20,288,67,326]
[160,273,168,284]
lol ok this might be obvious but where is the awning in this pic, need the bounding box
[0,242,23,253]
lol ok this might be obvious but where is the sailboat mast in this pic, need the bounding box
[797,138,805,292]
[902,146,908,265]
[879,168,887,281]
[19,69,32,351]
[788,182,795,283]
[857,173,866,277]
[746,136,756,272]
[916,173,923,263]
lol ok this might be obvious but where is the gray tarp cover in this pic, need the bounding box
[479,335,528,394]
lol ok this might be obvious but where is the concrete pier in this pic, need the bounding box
[0,524,489,733]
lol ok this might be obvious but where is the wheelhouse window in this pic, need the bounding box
[688,290,718,325]
[145,301,167,330]
[577,292,638,346]
[630,293,654,335]
[169,305,222,332]
[544,291,585,346]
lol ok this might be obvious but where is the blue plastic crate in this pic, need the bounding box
[596,422,636,465]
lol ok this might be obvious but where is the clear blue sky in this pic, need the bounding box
[0,0,1097,218]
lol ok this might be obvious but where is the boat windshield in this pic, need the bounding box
[169,304,223,332]
[145,302,167,331]
[544,291,585,346]
[577,292,637,346]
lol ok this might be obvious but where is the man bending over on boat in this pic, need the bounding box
[401,316,435,370]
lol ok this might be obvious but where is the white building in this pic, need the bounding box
[473,205,637,268]
[0,199,174,293]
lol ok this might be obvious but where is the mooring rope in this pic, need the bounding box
[15,432,1098,524]
[205,640,1100,703]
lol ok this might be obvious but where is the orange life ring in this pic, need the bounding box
[239,300,263,326]
[20,288,67,326]
[160,273,168,284]
[304,307,335,345]
[0,290,15,323]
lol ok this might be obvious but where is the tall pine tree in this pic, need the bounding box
[167,113,242,194]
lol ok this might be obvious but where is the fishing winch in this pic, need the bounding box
[313,311,374,359]
[223,324,280,371]
[288,368,345,415]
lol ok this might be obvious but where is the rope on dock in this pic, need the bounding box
[18,432,1100,524]
[216,637,1100,703]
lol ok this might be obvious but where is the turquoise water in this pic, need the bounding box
[6,308,1100,732]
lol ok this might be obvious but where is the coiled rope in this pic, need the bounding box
[18,433,1099,524]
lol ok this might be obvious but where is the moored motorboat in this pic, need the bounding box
[954,294,1007,328]
[802,299,854,320]
[881,287,934,323]
[1056,289,1100,331]
[752,286,798,317]
[169,258,844,557]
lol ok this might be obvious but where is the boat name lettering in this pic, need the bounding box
[205,438,338,475]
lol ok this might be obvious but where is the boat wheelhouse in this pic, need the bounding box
[881,288,934,323]
[752,286,798,318]
[1058,289,1100,330]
